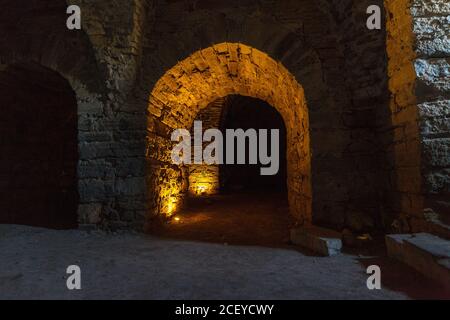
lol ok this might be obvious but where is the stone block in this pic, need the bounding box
[386,233,450,289]
[116,177,146,196]
[423,138,450,167]
[78,203,102,224]
[290,226,342,256]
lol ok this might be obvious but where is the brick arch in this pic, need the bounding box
[147,42,312,225]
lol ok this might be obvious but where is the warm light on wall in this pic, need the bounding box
[188,165,219,196]
[197,185,207,194]
[166,198,177,216]
[193,183,211,196]
[148,42,312,223]
[189,178,217,196]
[161,189,183,218]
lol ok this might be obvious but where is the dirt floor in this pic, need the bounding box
[152,192,294,248]
[0,192,448,300]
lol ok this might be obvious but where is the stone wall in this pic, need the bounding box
[139,0,385,233]
[0,0,109,226]
[67,0,152,228]
[145,43,311,225]
[412,0,450,230]
[1,0,446,234]
[188,97,228,196]
[316,0,389,231]
[385,0,450,234]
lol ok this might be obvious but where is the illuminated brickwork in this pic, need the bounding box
[147,43,312,223]
[385,0,450,234]
[0,0,447,235]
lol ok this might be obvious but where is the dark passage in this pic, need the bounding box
[155,96,291,247]
[0,63,78,229]
[220,95,287,193]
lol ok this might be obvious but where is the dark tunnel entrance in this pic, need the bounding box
[155,95,291,247]
[220,95,287,194]
[0,63,79,229]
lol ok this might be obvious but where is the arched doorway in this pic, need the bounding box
[0,63,78,229]
[187,95,287,197]
[159,95,291,246]
[146,43,311,229]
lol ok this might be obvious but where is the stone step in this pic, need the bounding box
[386,233,450,290]
[290,226,342,256]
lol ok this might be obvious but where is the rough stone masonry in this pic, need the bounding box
[0,0,448,237]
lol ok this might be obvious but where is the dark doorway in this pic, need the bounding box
[0,63,79,229]
[154,95,291,247]
[220,95,287,194]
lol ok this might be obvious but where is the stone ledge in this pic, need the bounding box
[386,233,450,290]
[290,226,342,256]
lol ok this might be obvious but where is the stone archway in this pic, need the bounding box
[0,0,107,227]
[146,42,311,225]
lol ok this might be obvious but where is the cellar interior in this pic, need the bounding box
[0,0,449,298]
[154,95,292,247]
[220,96,287,194]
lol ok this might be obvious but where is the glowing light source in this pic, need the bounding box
[166,196,178,217]
[197,185,207,194]
[188,165,219,197]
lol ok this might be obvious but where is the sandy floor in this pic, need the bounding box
[1,223,447,300]
[152,192,294,247]
[1,192,447,300]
